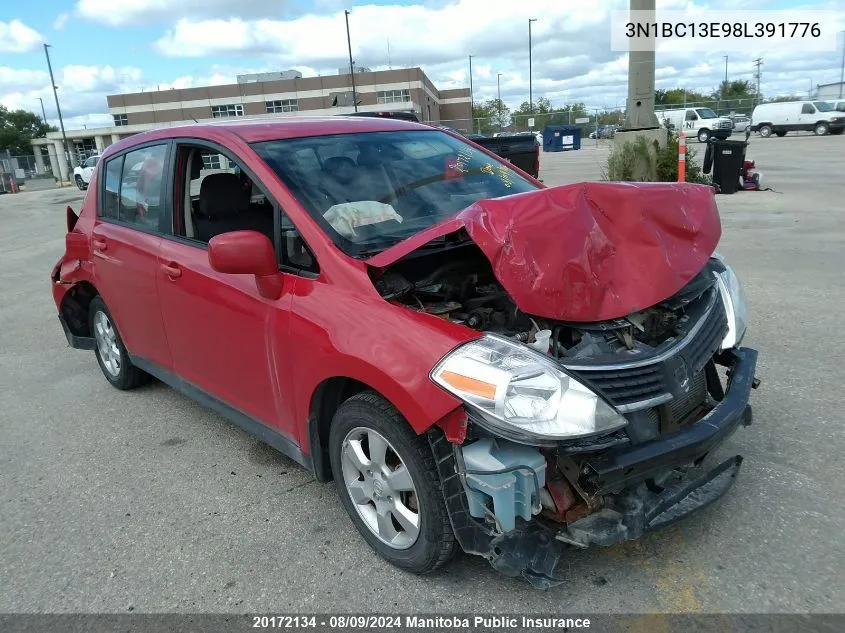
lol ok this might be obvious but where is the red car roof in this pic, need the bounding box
[109,116,427,153]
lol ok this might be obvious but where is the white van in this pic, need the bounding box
[656,107,733,143]
[750,101,845,137]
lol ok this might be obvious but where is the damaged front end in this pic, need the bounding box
[368,184,760,587]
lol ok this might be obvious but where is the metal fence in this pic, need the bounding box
[1,152,54,181]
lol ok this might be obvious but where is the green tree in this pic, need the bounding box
[473,98,510,134]
[655,88,712,108]
[0,106,56,155]
[511,97,553,130]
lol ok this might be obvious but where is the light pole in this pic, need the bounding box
[468,55,474,133]
[43,43,73,167]
[35,97,47,124]
[344,10,358,112]
[528,18,537,115]
[839,30,844,99]
[497,73,503,133]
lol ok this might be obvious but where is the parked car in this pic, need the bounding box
[750,101,845,137]
[73,154,99,190]
[52,118,758,587]
[831,100,845,113]
[657,107,733,142]
[728,115,752,133]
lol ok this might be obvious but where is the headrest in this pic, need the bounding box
[323,156,356,172]
[356,147,382,168]
[198,173,250,219]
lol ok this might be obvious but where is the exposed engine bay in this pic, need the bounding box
[370,239,720,363]
[373,238,756,588]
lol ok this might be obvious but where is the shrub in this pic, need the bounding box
[605,131,711,184]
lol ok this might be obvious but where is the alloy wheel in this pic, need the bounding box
[93,310,121,377]
[340,427,421,550]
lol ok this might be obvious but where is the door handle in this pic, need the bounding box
[92,238,108,252]
[160,263,182,279]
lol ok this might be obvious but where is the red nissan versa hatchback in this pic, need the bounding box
[52,117,759,587]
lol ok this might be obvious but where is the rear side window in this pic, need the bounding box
[801,103,815,114]
[100,144,168,231]
[102,156,122,219]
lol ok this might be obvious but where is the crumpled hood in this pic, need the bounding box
[366,182,721,322]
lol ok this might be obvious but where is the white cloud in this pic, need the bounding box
[0,19,44,53]
[53,13,70,30]
[75,0,286,27]
[0,64,146,130]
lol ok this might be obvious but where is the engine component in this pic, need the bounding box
[461,438,547,533]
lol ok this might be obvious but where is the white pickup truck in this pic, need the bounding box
[73,154,99,190]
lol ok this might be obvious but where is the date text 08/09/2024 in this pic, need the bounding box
[251,616,592,629]
[626,21,821,39]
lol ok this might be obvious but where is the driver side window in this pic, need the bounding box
[801,103,815,114]
[685,110,698,121]
[172,143,318,275]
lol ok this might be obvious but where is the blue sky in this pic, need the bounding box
[2,0,844,129]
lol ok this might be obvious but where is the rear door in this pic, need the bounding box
[91,142,173,370]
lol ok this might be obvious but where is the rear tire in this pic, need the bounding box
[759,125,773,138]
[814,122,829,136]
[329,391,456,574]
[75,176,86,190]
[89,297,149,390]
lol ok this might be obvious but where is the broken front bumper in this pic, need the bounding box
[430,347,758,589]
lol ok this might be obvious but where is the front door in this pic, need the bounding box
[91,143,172,370]
[155,143,295,436]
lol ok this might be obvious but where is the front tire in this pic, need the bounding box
[759,125,773,138]
[89,297,149,390]
[75,175,86,190]
[814,122,829,136]
[329,392,456,574]
[697,129,710,143]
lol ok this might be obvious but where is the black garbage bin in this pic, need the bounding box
[704,139,747,194]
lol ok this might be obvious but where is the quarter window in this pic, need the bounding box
[211,104,244,118]
[266,99,298,113]
[99,144,168,230]
[377,89,411,104]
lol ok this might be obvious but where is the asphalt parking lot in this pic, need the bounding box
[1,133,843,615]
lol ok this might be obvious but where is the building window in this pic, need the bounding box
[266,99,299,113]
[113,114,128,127]
[210,104,244,118]
[201,153,223,170]
[377,89,411,104]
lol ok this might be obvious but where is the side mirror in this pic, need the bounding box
[208,230,284,300]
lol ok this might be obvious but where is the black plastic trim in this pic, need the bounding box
[58,314,96,350]
[130,355,313,473]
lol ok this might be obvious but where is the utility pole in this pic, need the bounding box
[344,10,358,112]
[468,55,474,134]
[43,43,74,167]
[839,31,844,98]
[497,73,503,133]
[753,58,763,104]
[35,97,47,124]
[622,0,659,130]
[528,18,537,115]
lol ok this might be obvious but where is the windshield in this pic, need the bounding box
[813,101,833,112]
[252,130,538,256]
[696,108,719,119]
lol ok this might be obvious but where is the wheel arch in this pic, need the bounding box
[59,280,100,338]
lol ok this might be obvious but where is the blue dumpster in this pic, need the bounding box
[542,124,581,152]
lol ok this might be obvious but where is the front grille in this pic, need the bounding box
[576,364,666,408]
[667,369,708,422]
[566,290,728,413]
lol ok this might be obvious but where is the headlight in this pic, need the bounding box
[714,264,747,350]
[431,335,627,444]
